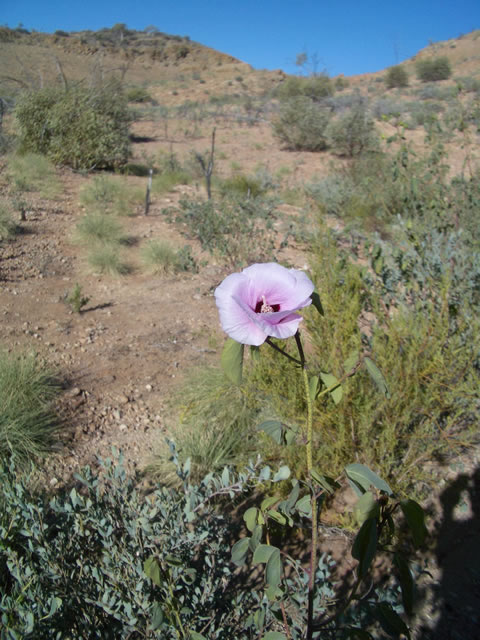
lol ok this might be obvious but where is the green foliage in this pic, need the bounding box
[125,86,154,103]
[0,350,60,461]
[219,173,267,199]
[153,367,259,481]
[7,153,61,199]
[272,96,331,151]
[87,245,131,276]
[0,201,18,242]
[416,56,452,82]
[140,240,196,274]
[275,74,333,101]
[67,284,90,313]
[385,65,409,89]
[325,99,379,157]
[75,212,127,246]
[0,451,266,639]
[79,175,143,216]
[167,196,277,267]
[15,83,132,170]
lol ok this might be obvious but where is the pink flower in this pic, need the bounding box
[214,263,314,346]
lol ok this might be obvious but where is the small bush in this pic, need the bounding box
[0,350,60,461]
[15,83,132,170]
[75,213,127,246]
[416,56,452,82]
[272,96,331,151]
[0,202,18,241]
[275,74,333,101]
[219,173,266,199]
[125,86,153,103]
[141,240,178,274]
[67,284,90,313]
[7,153,61,198]
[385,65,409,89]
[87,245,131,276]
[326,99,379,157]
[79,176,143,216]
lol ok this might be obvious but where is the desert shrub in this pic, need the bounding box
[0,350,60,461]
[371,98,406,119]
[325,99,379,157]
[15,83,132,170]
[416,84,458,100]
[140,239,195,274]
[79,175,143,216]
[219,173,267,199]
[416,56,452,82]
[0,201,18,241]
[272,96,331,151]
[0,453,265,639]
[75,212,127,246]
[87,245,131,276]
[7,153,61,198]
[275,74,333,101]
[385,65,409,89]
[406,100,444,128]
[168,196,277,267]
[125,86,153,103]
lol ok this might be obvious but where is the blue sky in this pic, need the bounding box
[2,1,479,76]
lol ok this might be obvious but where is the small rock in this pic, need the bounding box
[68,387,82,397]
[119,423,128,432]
[145,384,153,392]
[118,394,130,405]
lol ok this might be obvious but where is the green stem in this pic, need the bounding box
[294,331,317,640]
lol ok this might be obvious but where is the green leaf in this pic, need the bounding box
[244,507,259,532]
[295,494,312,517]
[394,552,414,616]
[352,518,377,578]
[261,495,280,511]
[284,424,299,445]
[320,372,343,404]
[253,544,278,565]
[354,491,380,525]
[150,603,164,630]
[344,351,360,374]
[364,357,390,398]
[265,547,282,589]
[231,537,250,566]
[249,524,263,552]
[189,633,208,640]
[264,585,283,601]
[372,602,411,639]
[308,374,319,403]
[221,338,244,385]
[310,469,339,494]
[310,290,324,316]
[263,633,288,640]
[165,554,182,566]
[144,556,162,586]
[267,509,287,525]
[400,499,428,547]
[345,463,393,496]
[273,465,290,482]
[257,420,284,445]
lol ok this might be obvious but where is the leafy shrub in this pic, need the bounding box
[371,98,406,119]
[219,173,267,199]
[0,452,265,639]
[15,82,132,170]
[416,56,452,82]
[385,65,409,89]
[272,96,331,151]
[168,196,276,267]
[0,350,60,461]
[275,74,333,101]
[325,99,379,157]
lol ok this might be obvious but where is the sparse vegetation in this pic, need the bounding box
[7,153,61,199]
[67,283,90,313]
[0,202,18,241]
[325,98,379,157]
[87,245,131,276]
[140,239,179,274]
[75,213,127,246]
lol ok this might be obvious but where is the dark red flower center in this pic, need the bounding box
[255,295,280,314]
